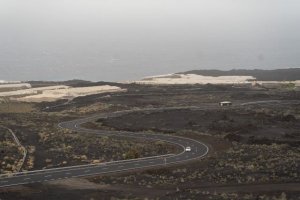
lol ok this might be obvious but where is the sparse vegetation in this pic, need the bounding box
[0,127,23,174]
[1,82,300,199]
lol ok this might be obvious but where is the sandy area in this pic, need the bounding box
[12,85,126,102]
[0,85,69,97]
[130,74,256,85]
[0,80,21,84]
[0,83,31,89]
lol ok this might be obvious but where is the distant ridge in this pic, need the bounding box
[180,68,300,81]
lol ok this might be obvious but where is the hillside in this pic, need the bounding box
[180,68,300,81]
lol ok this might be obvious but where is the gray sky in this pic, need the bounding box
[0,0,300,81]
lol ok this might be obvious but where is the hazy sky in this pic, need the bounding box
[0,0,300,81]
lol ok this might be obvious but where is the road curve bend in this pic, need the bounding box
[0,109,209,188]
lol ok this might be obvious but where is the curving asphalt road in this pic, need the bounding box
[0,109,209,188]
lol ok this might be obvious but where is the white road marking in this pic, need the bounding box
[44,175,52,178]
[65,172,71,175]
[84,170,90,173]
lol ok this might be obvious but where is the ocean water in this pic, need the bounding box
[0,0,300,81]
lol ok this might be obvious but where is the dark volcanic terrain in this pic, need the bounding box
[0,81,300,200]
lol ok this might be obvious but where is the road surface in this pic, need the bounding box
[0,109,209,188]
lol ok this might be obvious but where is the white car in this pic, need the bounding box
[185,146,191,152]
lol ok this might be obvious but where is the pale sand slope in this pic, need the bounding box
[130,74,256,85]
[0,85,126,102]
[0,80,22,84]
[13,85,126,102]
[0,83,31,89]
[0,85,69,97]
